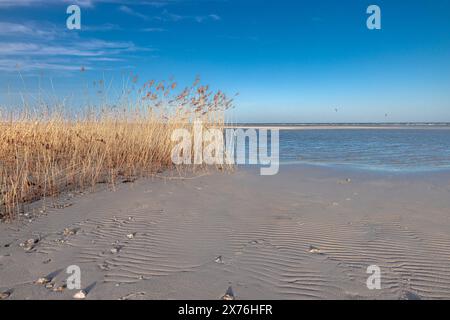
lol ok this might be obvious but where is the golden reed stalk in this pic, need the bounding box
[0,78,233,220]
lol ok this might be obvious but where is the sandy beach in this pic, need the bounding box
[1,165,450,300]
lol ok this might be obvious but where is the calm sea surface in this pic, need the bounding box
[264,129,450,172]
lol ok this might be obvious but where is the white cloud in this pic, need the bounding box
[140,27,166,32]
[0,22,57,37]
[119,5,149,20]
[0,58,91,71]
[82,23,122,31]
[0,0,172,8]
[0,40,140,57]
[0,37,151,72]
[0,0,95,7]
[156,9,221,23]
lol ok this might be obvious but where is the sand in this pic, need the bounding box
[1,165,450,300]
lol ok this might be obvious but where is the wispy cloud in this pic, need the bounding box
[0,0,172,8]
[140,27,166,32]
[82,23,122,32]
[0,21,57,38]
[0,58,91,72]
[0,40,141,57]
[195,14,220,23]
[154,9,221,23]
[0,32,151,72]
[0,0,96,8]
[119,5,149,20]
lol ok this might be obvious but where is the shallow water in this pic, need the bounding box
[244,129,450,172]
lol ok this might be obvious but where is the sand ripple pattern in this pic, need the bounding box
[32,200,450,299]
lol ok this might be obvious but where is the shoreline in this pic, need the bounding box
[225,125,450,130]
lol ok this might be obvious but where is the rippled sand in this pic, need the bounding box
[1,165,450,300]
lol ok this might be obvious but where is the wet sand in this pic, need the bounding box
[1,165,450,300]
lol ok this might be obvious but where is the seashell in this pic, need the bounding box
[53,284,67,292]
[35,277,50,285]
[0,291,11,300]
[63,228,76,236]
[308,245,323,254]
[126,233,136,239]
[21,238,38,248]
[45,283,54,289]
[110,245,123,254]
[19,239,39,251]
[73,290,87,299]
[221,286,235,300]
[214,256,224,264]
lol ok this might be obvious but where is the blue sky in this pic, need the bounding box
[0,0,449,122]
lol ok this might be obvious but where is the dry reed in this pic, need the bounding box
[0,78,233,220]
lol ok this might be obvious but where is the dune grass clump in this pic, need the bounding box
[0,78,233,220]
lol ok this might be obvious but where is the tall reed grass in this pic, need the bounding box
[0,78,233,220]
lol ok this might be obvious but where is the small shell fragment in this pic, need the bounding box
[308,245,323,254]
[35,277,51,285]
[45,283,54,289]
[0,291,11,300]
[73,290,87,299]
[221,286,235,300]
[20,238,38,250]
[53,284,67,292]
[63,228,78,236]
